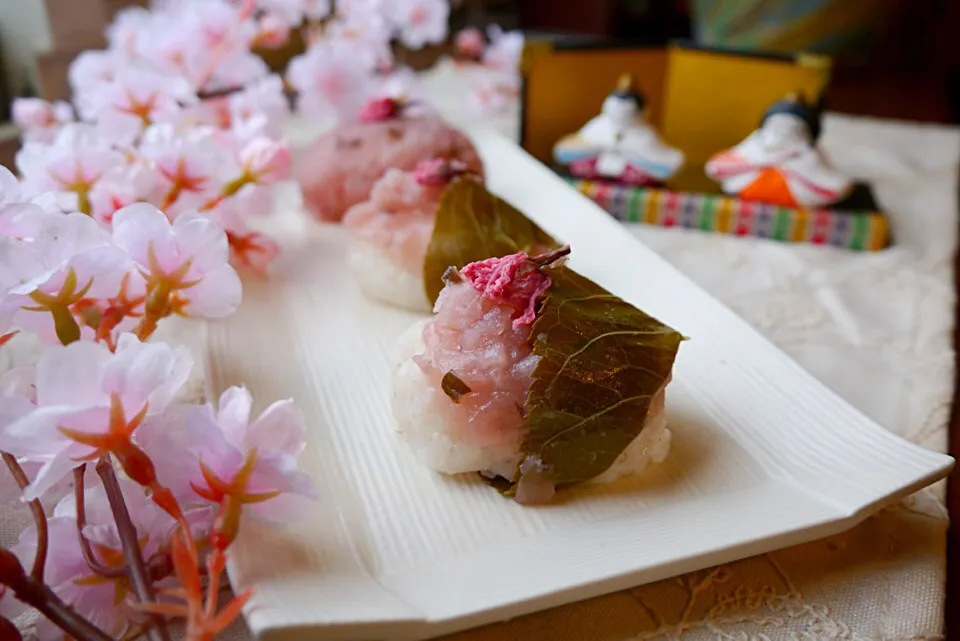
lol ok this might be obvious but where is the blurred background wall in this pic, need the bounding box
[0,0,957,126]
[518,0,960,124]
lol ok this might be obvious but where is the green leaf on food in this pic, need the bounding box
[423,177,559,304]
[496,264,684,496]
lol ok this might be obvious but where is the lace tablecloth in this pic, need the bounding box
[3,63,958,640]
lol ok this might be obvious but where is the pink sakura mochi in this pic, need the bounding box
[295,118,484,222]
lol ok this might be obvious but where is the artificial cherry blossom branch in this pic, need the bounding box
[2,453,48,582]
[74,466,127,579]
[75,466,183,585]
[0,549,113,641]
[0,615,22,640]
[96,457,171,641]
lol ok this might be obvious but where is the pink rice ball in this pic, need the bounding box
[295,118,484,222]
[342,168,442,276]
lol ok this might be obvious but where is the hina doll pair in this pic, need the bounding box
[553,74,852,210]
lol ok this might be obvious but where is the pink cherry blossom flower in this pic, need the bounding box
[15,124,127,214]
[258,0,331,24]
[181,0,266,92]
[112,203,242,318]
[105,6,153,56]
[204,198,281,271]
[207,50,271,94]
[188,0,254,52]
[0,334,192,500]
[239,137,292,184]
[139,385,316,523]
[129,13,204,83]
[253,12,291,48]
[174,97,232,133]
[392,0,449,50]
[455,26,485,60]
[324,12,393,71]
[0,366,97,505]
[88,163,159,228]
[126,0,262,92]
[69,50,121,95]
[466,69,520,116]
[336,0,389,19]
[11,98,75,143]
[0,366,37,500]
[0,211,131,335]
[1,165,23,208]
[1,165,78,239]
[482,25,523,73]
[82,65,197,144]
[287,41,375,122]
[228,229,281,272]
[0,166,40,237]
[228,74,289,139]
[138,123,238,214]
[12,98,74,129]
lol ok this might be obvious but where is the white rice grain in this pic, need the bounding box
[349,239,431,313]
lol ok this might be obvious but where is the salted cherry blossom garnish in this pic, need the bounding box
[357,96,407,123]
[412,158,472,185]
[461,247,570,328]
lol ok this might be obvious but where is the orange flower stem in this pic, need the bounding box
[205,548,225,618]
[198,173,251,212]
[2,453,47,582]
[133,310,162,342]
[160,183,183,211]
[96,457,170,641]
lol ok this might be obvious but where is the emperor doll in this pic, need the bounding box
[552,74,685,186]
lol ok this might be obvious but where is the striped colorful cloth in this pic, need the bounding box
[569,179,891,252]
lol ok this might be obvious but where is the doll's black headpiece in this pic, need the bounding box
[609,73,646,111]
[760,92,824,141]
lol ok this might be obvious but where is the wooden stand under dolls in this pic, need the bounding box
[559,90,889,252]
[552,74,685,187]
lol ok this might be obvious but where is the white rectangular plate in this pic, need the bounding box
[206,129,954,641]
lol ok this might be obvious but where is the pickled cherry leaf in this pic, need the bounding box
[423,177,558,304]
[441,371,473,403]
[496,264,684,496]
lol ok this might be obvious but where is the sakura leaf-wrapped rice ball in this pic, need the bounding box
[343,161,558,312]
[392,248,684,504]
[295,98,485,222]
[342,158,474,311]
